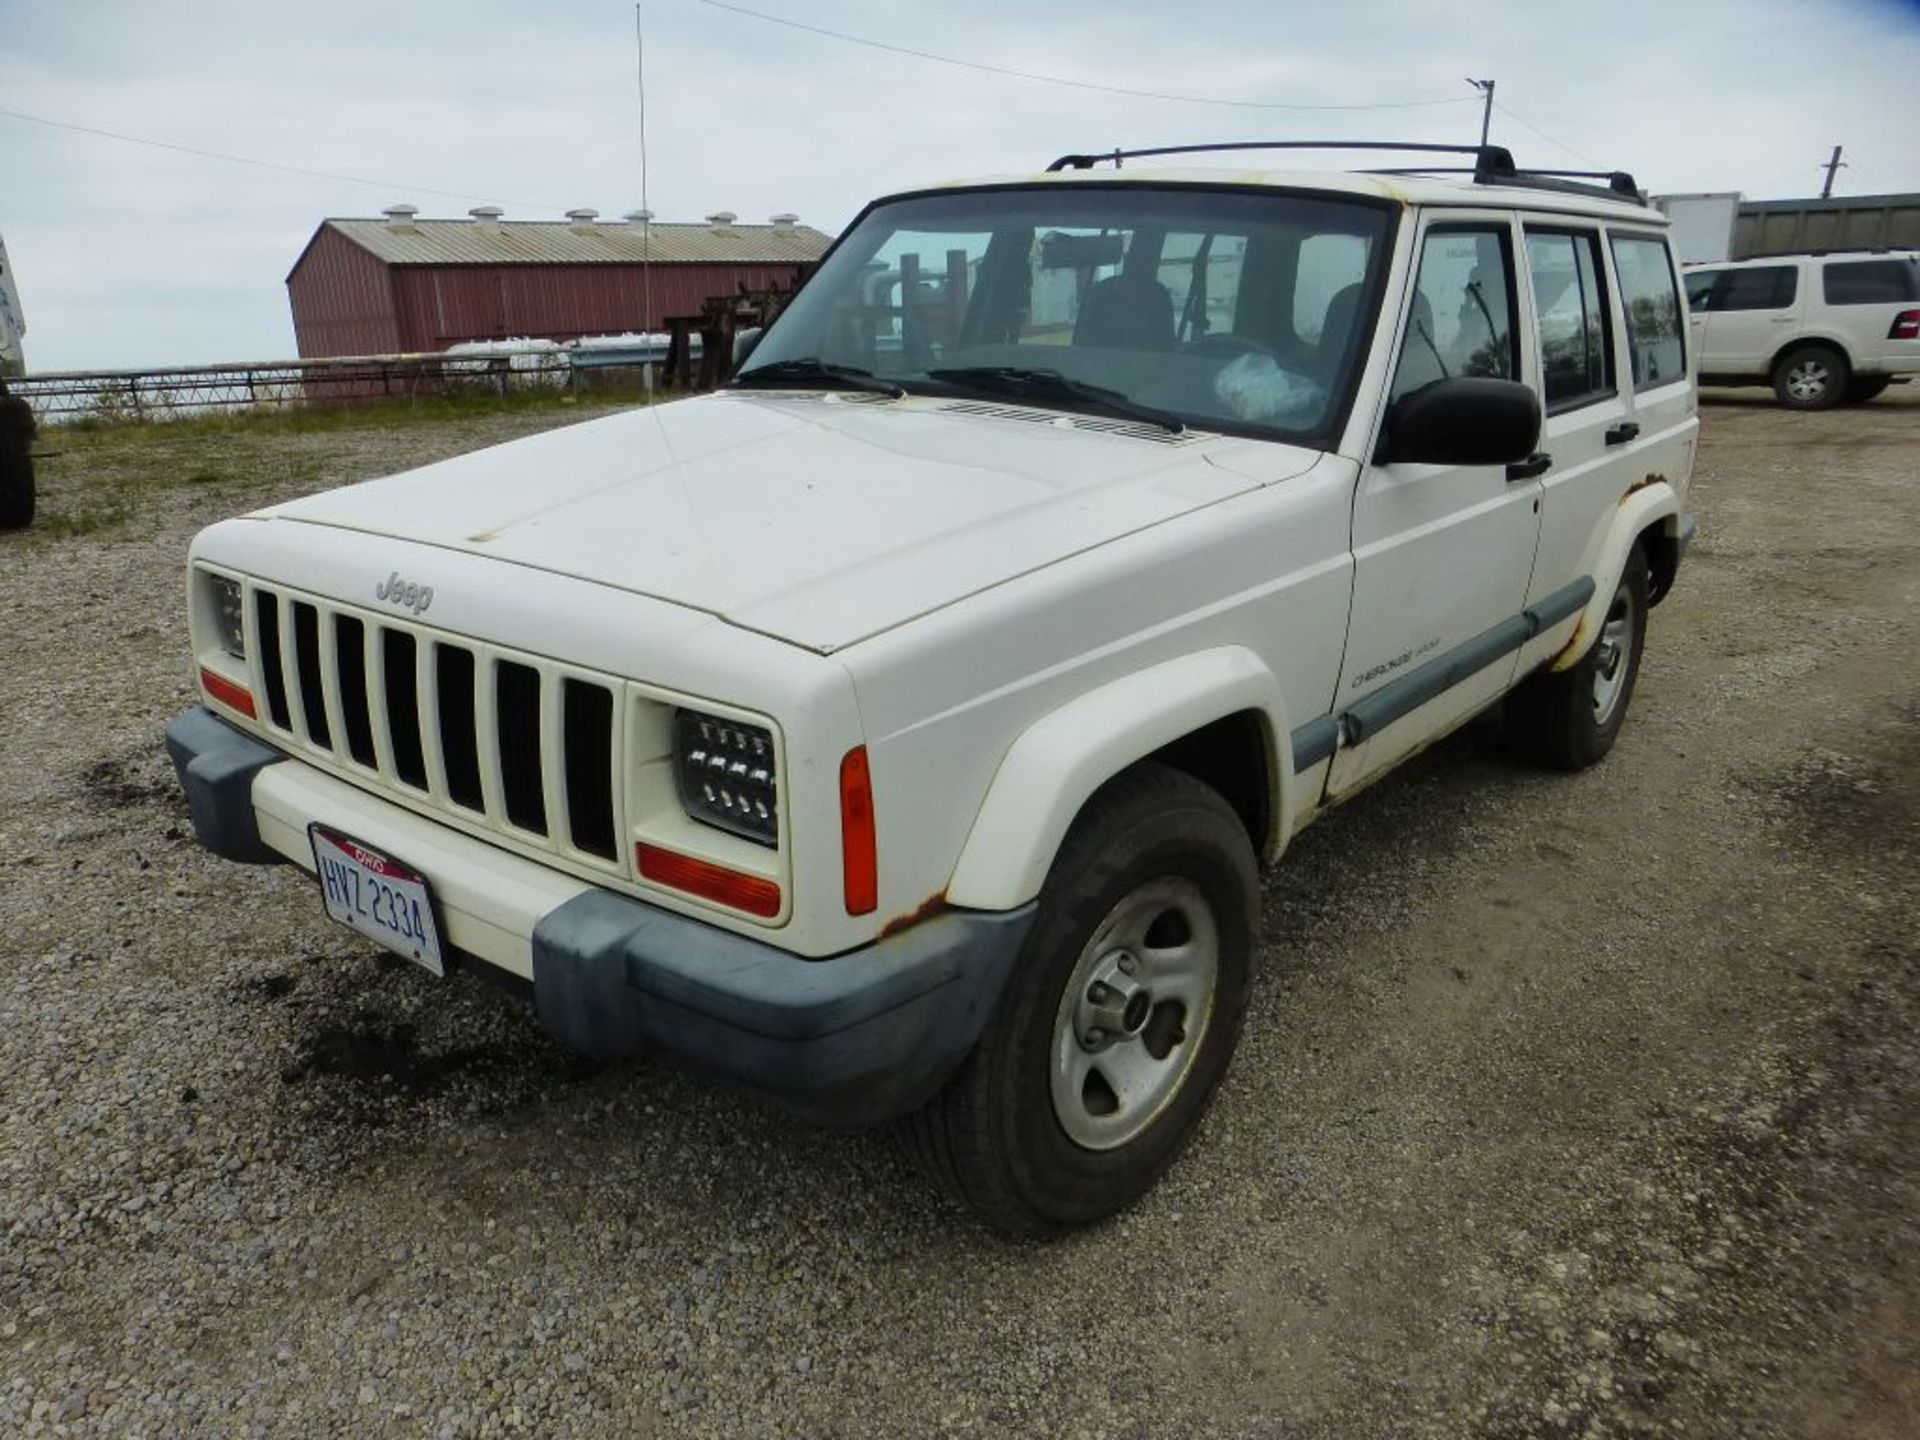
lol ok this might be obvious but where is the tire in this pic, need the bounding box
[1844,377,1891,404]
[1505,548,1650,771]
[897,763,1258,1234]
[0,392,34,531]
[1771,344,1848,410]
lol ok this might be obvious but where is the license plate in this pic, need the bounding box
[308,825,445,976]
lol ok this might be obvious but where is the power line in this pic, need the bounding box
[1491,100,1601,167]
[0,105,569,212]
[697,0,1474,112]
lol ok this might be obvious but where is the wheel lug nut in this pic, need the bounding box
[1089,983,1112,1003]
[1084,1028,1105,1046]
[1118,956,1138,976]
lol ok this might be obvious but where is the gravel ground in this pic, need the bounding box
[1,388,1916,1438]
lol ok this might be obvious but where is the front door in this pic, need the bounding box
[1328,215,1543,799]
[1693,262,1802,374]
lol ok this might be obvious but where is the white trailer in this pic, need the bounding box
[1653,192,1742,266]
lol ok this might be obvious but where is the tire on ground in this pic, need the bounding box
[0,390,35,531]
[896,762,1258,1234]
[1771,343,1849,411]
[1504,546,1650,771]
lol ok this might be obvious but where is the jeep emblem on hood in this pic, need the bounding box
[375,571,433,614]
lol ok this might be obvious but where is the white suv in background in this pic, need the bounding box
[1684,250,1920,408]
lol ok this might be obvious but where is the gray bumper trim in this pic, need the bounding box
[532,890,1035,1127]
[165,706,287,864]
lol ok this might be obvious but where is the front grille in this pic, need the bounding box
[249,584,624,869]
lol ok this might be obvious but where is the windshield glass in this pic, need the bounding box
[738,185,1394,444]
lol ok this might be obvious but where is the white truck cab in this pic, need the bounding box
[170,142,1698,1231]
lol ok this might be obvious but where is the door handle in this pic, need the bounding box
[1506,452,1552,481]
[1605,422,1641,446]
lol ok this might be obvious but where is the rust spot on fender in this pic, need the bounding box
[1620,472,1667,506]
[876,891,948,941]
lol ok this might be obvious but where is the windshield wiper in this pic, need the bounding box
[925,365,1186,435]
[732,357,905,399]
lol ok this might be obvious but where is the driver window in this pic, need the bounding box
[1389,225,1518,403]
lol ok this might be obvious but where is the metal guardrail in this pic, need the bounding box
[9,347,624,422]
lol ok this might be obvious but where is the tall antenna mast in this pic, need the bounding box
[635,4,656,394]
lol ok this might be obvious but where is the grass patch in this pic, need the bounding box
[35,497,137,538]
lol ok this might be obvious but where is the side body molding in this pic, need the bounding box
[1548,481,1682,672]
[945,647,1293,911]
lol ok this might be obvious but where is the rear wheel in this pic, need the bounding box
[0,391,34,531]
[1772,344,1848,410]
[1505,548,1649,771]
[1844,377,1891,404]
[897,764,1257,1234]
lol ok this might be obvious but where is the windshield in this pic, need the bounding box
[737,184,1395,444]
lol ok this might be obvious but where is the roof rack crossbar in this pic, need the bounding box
[1047,140,1519,183]
[1361,164,1647,205]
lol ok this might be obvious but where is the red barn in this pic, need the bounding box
[285,205,833,358]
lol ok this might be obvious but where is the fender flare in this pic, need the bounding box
[945,647,1294,911]
[1549,482,1682,672]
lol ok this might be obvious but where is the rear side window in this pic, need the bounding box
[1389,225,1518,403]
[1717,266,1798,311]
[1684,270,1719,311]
[1525,229,1614,410]
[1823,259,1920,305]
[1610,236,1687,389]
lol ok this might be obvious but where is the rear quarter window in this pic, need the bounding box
[1822,259,1920,305]
[1609,235,1688,389]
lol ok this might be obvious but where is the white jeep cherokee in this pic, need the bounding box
[170,143,1698,1232]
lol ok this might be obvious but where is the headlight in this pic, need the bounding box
[209,574,245,658]
[673,708,778,846]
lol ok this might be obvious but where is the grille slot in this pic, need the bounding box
[290,602,332,749]
[334,616,376,767]
[436,644,484,812]
[563,680,617,859]
[382,630,428,789]
[495,660,546,834]
[254,590,291,729]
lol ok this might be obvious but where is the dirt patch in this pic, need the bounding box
[78,751,185,811]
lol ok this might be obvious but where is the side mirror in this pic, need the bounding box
[1376,377,1541,467]
[731,326,764,375]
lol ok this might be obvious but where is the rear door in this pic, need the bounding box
[1513,224,1634,665]
[1329,212,1541,799]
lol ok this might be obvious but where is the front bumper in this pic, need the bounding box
[166,707,1032,1126]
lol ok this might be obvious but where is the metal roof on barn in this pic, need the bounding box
[319,216,834,268]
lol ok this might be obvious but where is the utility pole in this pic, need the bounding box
[1819,144,1846,199]
[1467,78,1495,149]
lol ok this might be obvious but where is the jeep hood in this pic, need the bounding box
[262,392,1317,653]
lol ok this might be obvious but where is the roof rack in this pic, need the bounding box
[1044,141,1648,208]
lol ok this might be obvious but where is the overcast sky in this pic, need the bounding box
[3,0,1918,372]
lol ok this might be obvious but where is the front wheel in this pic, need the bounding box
[897,764,1257,1234]
[1504,548,1650,771]
[1772,344,1848,410]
